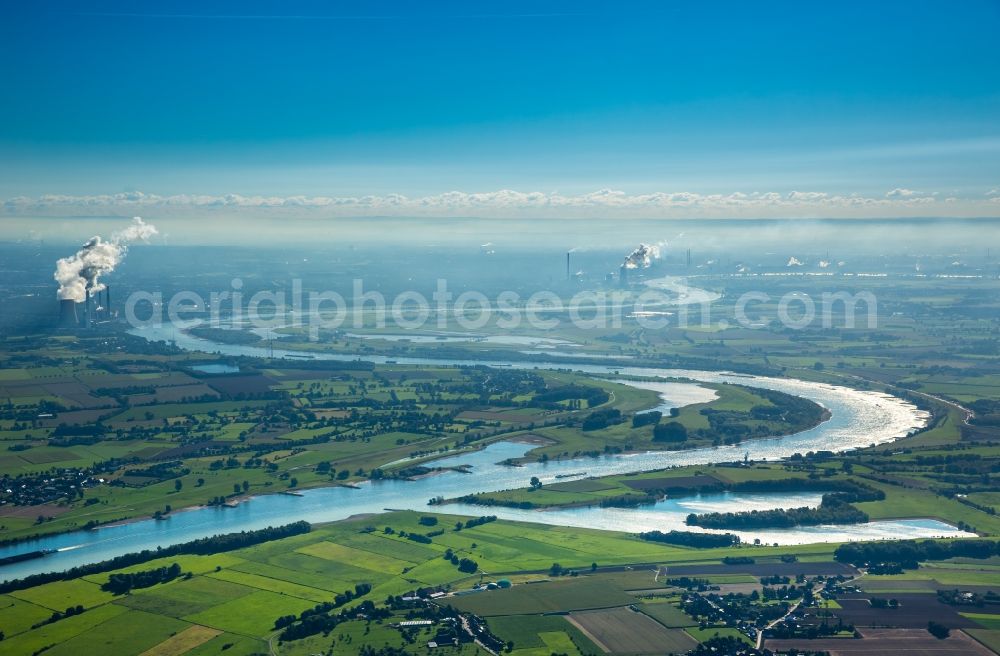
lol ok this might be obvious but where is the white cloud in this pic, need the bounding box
[4,187,997,219]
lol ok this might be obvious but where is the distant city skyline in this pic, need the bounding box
[2,0,999,219]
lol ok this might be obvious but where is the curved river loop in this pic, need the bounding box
[0,320,974,582]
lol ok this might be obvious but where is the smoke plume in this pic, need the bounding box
[54,217,158,301]
[622,243,661,269]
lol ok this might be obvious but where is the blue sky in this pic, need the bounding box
[2,0,999,217]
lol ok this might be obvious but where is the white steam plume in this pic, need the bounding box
[787,256,804,267]
[54,217,158,301]
[622,243,661,269]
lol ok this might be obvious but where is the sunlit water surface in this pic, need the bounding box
[0,323,968,582]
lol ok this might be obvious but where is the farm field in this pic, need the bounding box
[0,511,998,655]
[766,628,996,656]
[568,606,698,654]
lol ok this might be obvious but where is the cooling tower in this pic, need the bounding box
[58,299,79,329]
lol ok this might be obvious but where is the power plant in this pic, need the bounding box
[51,217,157,332]
[57,286,114,331]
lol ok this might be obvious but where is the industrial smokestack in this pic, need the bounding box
[82,289,92,329]
[686,249,692,268]
[105,286,111,320]
[566,252,571,280]
[619,264,628,287]
[58,299,79,329]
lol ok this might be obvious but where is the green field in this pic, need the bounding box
[0,511,853,655]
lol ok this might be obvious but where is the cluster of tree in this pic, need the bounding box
[928,620,950,639]
[549,562,574,577]
[0,521,310,594]
[688,496,869,530]
[869,597,899,608]
[533,384,610,408]
[443,549,478,573]
[766,618,854,641]
[761,585,806,602]
[581,408,622,431]
[275,582,373,633]
[722,556,756,565]
[356,648,419,656]
[48,434,103,447]
[102,563,184,595]
[120,461,190,485]
[663,577,711,591]
[652,421,688,442]
[631,410,662,428]
[730,477,885,503]
[188,327,262,345]
[834,538,1000,570]
[970,399,1000,424]
[401,531,433,544]
[669,385,829,446]
[455,515,496,530]
[600,493,658,508]
[639,530,740,548]
[938,588,1000,607]
[51,423,105,438]
[277,598,388,642]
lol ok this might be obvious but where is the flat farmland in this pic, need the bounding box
[833,593,982,629]
[622,474,723,491]
[568,606,697,654]
[296,539,418,573]
[205,568,332,602]
[37,609,190,656]
[636,599,697,627]
[545,478,620,493]
[485,614,602,655]
[766,628,996,656]
[0,603,129,656]
[137,624,222,656]
[113,575,255,618]
[183,589,316,637]
[0,596,59,636]
[448,577,636,616]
